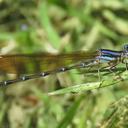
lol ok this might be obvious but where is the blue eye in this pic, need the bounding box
[123,44,128,51]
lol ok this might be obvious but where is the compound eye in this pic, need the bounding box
[123,44,128,51]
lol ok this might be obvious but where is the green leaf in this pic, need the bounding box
[57,95,83,128]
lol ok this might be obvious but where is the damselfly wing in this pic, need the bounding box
[0,51,98,75]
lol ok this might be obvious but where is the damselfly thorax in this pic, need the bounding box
[0,44,128,87]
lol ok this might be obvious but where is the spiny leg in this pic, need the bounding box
[122,57,128,71]
[87,60,102,82]
[126,63,128,70]
[107,62,123,81]
[124,62,128,71]
[79,59,103,82]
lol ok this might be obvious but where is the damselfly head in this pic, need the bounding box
[122,44,128,64]
[123,44,128,52]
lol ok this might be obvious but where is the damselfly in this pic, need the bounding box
[0,44,128,87]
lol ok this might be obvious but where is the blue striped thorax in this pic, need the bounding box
[96,44,128,64]
[96,49,122,63]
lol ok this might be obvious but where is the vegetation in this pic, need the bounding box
[0,0,128,128]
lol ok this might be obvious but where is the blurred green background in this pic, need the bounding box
[0,0,128,128]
